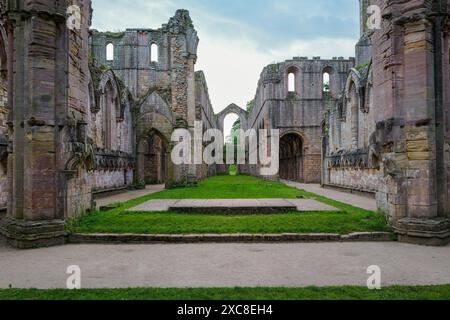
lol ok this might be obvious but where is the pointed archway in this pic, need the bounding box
[279,133,304,182]
[137,130,168,185]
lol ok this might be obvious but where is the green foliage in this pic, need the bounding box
[228,165,237,176]
[355,62,370,71]
[226,100,254,145]
[323,91,333,100]
[246,100,255,113]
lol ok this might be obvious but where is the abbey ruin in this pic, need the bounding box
[0,0,449,247]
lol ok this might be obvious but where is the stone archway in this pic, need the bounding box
[279,133,304,182]
[215,104,249,176]
[137,130,168,185]
[216,103,249,133]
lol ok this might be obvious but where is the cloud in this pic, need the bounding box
[197,36,356,113]
[91,0,359,135]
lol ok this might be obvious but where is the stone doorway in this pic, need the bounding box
[137,131,168,185]
[279,133,304,182]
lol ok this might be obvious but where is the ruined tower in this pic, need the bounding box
[356,0,373,66]
[90,9,200,187]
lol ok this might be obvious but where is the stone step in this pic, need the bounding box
[68,232,394,245]
[128,199,338,213]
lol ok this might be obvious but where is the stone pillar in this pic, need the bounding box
[1,1,68,248]
[373,0,450,246]
[166,10,199,188]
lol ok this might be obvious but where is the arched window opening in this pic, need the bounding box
[223,113,240,176]
[106,43,114,61]
[224,113,240,145]
[288,73,296,92]
[349,83,359,149]
[103,82,116,149]
[323,72,330,93]
[151,43,159,63]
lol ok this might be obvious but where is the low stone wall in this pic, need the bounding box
[91,169,134,191]
[68,232,394,244]
[328,168,382,193]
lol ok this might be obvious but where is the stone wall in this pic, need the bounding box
[91,170,134,191]
[1,0,448,247]
[324,63,382,193]
[328,168,381,192]
[195,71,218,179]
[90,10,201,187]
[323,0,450,245]
[248,57,354,183]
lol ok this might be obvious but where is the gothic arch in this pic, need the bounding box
[95,70,121,149]
[347,81,359,149]
[284,64,302,96]
[99,70,119,94]
[322,65,335,97]
[136,128,169,185]
[279,131,306,182]
[217,103,249,133]
[344,68,363,98]
[137,90,173,123]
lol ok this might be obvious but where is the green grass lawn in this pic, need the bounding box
[136,175,304,199]
[1,285,449,300]
[71,176,390,235]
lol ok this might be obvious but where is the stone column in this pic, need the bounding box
[2,1,68,248]
[187,54,198,184]
[373,0,450,245]
[166,10,199,187]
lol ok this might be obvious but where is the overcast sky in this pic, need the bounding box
[92,0,359,136]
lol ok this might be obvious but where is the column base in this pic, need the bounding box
[0,217,66,249]
[394,218,450,246]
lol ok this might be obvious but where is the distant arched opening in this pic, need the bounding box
[223,113,240,175]
[223,113,240,144]
[106,43,114,61]
[151,43,159,63]
[322,66,334,98]
[279,133,304,182]
[286,66,300,96]
[103,81,115,149]
[288,73,296,92]
[323,72,330,92]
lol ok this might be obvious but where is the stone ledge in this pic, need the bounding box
[68,232,394,244]
[322,184,376,198]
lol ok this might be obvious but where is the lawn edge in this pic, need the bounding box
[1,285,450,300]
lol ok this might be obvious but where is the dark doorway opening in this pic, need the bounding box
[279,133,304,182]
